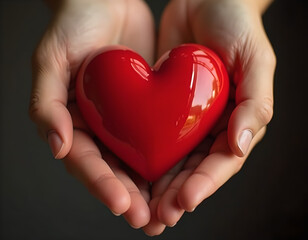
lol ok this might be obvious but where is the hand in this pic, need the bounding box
[29,0,155,228]
[143,0,276,235]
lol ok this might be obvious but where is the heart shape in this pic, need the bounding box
[76,44,229,181]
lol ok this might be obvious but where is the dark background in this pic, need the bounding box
[1,0,308,239]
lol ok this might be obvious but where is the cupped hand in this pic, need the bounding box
[29,0,155,228]
[143,0,276,235]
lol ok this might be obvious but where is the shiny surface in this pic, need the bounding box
[76,44,229,181]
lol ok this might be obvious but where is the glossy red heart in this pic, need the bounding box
[76,44,229,181]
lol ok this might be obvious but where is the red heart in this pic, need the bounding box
[76,44,229,181]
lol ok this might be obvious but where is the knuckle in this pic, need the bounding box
[254,44,277,69]
[31,44,47,69]
[88,173,116,193]
[193,170,218,193]
[92,173,114,186]
[28,91,41,121]
[256,97,274,126]
[32,39,63,74]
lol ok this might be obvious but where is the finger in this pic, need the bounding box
[67,102,92,135]
[156,171,189,227]
[228,42,276,157]
[210,101,235,137]
[178,128,266,212]
[120,0,155,64]
[142,160,184,235]
[94,145,151,228]
[29,36,73,159]
[157,0,193,57]
[64,130,130,215]
[142,198,166,236]
[156,138,213,226]
[151,160,184,200]
[113,169,151,229]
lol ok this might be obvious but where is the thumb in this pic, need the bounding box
[228,42,276,157]
[29,37,73,159]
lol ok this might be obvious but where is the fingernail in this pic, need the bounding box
[111,211,121,217]
[238,129,253,156]
[47,131,64,159]
[169,222,177,227]
[130,224,141,229]
[188,207,196,213]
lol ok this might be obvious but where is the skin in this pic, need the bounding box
[29,0,276,236]
[30,0,155,228]
[144,0,276,235]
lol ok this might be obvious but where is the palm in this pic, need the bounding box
[48,0,155,228]
[143,0,275,235]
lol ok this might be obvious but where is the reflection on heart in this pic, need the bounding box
[76,44,229,181]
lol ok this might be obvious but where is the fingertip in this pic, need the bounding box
[64,130,131,216]
[112,196,131,216]
[178,173,214,212]
[228,128,254,158]
[48,107,73,159]
[142,198,166,236]
[157,190,184,227]
[237,129,253,156]
[47,130,64,159]
[93,177,131,215]
[227,103,251,157]
[177,182,197,212]
[30,99,73,159]
[144,226,166,237]
[123,192,151,229]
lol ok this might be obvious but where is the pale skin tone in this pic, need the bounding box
[29,0,276,236]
